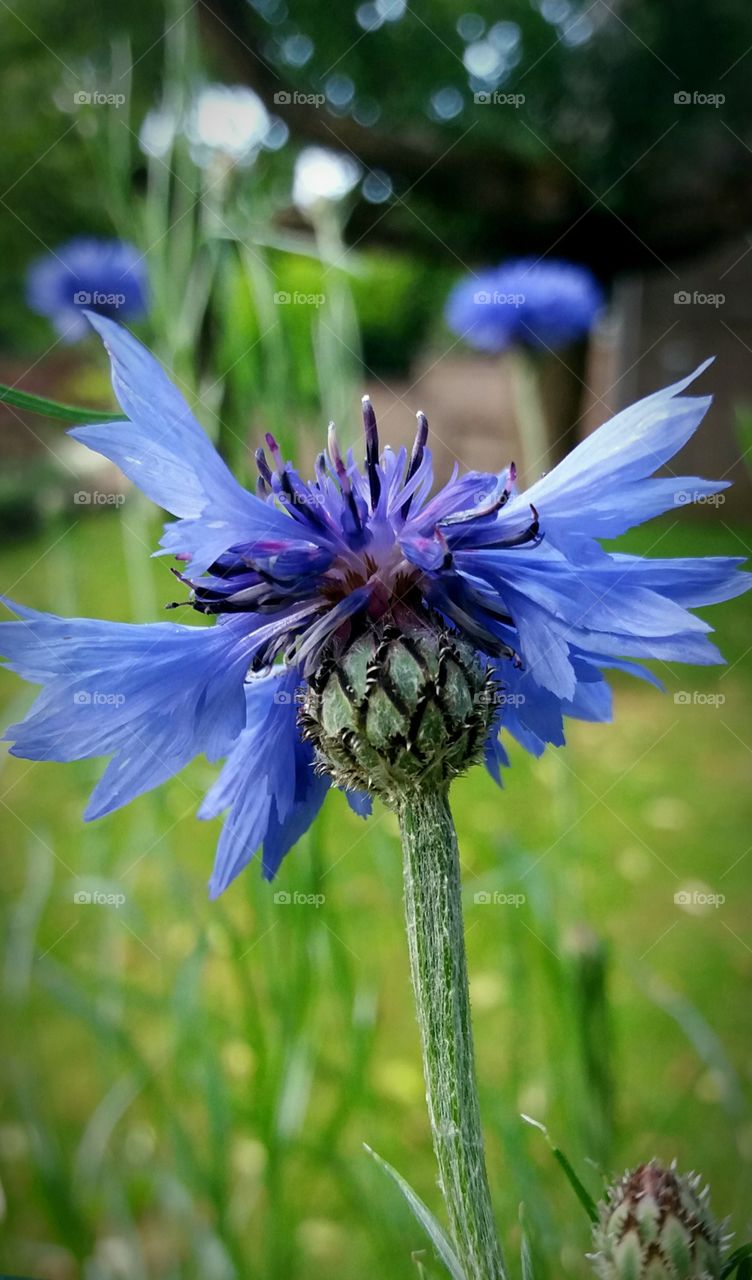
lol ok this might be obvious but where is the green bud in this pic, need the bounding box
[589,1160,726,1280]
[300,618,496,804]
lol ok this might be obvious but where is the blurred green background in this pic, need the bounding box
[1,2,751,1277]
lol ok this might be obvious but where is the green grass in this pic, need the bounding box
[1,508,750,1279]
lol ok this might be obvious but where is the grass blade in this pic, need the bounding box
[520,1115,598,1224]
[520,1205,536,1280]
[723,1244,752,1278]
[0,383,125,423]
[364,1144,467,1280]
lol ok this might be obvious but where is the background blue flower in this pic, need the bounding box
[25,236,148,341]
[445,257,604,353]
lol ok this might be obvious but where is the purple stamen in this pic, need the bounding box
[439,484,511,529]
[493,504,541,549]
[329,421,363,532]
[362,394,381,510]
[327,422,351,494]
[265,432,284,474]
[434,526,452,568]
[401,410,429,519]
[255,447,272,484]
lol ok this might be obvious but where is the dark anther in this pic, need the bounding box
[401,411,429,520]
[362,395,381,511]
[498,503,540,549]
[255,447,272,484]
[438,485,511,529]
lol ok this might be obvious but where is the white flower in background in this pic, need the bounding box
[292,146,361,210]
[138,105,178,159]
[186,84,271,167]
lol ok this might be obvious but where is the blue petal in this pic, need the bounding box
[567,660,613,723]
[343,788,372,817]
[536,608,725,668]
[69,315,299,572]
[608,554,751,607]
[400,529,450,572]
[262,760,329,881]
[498,589,577,698]
[490,362,716,546]
[201,668,326,895]
[450,538,735,696]
[483,651,614,774]
[493,660,567,750]
[458,546,714,641]
[0,601,254,819]
[484,724,510,783]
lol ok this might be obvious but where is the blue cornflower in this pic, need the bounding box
[445,257,603,352]
[1,315,748,894]
[26,237,148,341]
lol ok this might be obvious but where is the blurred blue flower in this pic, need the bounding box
[445,257,603,352]
[26,237,148,341]
[1,316,748,894]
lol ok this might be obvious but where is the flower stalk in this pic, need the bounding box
[398,786,507,1280]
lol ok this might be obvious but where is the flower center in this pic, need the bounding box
[321,542,423,620]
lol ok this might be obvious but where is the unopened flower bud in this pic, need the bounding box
[589,1159,725,1280]
[300,617,496,804]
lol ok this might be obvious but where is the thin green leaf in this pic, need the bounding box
[363,1144,467,1280]
[722,1244,752,1278]
[642,972,746,1118]
[519,1205,536,1280]
[520,1115,598,1224]
[0,383,125,424]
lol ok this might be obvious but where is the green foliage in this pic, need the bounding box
[520,1116,598,1224]
[733,405,752,480]
[724,1246,752,1279]
[0,382,124,422]
[364,1144,466,1280]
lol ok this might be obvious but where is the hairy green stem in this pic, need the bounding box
[398,786,507,1280]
